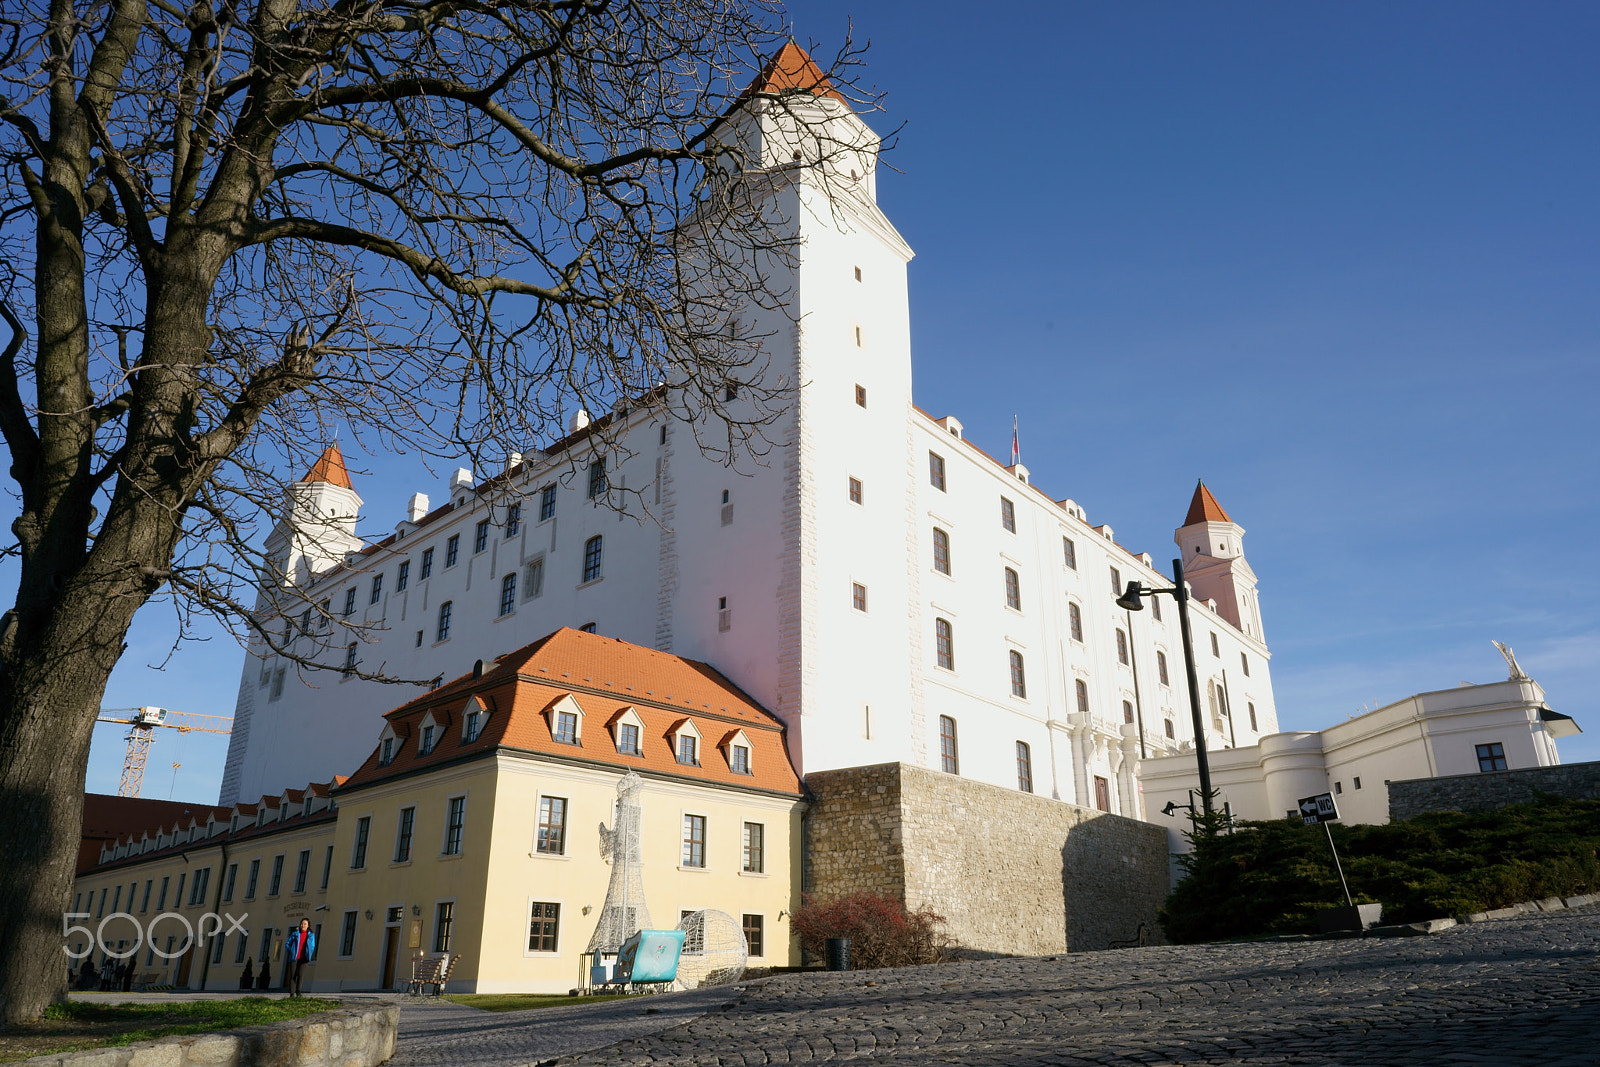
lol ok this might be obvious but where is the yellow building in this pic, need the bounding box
[73,629,805,993]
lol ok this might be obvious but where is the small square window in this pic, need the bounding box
[1334,781,1342,795]
[553,710,579,745]
[1476,742,1507,772]
[1353,777,1362,790]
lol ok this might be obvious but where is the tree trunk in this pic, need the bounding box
[0,653,114,1023]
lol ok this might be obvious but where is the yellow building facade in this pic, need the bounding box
[74,629,805,993]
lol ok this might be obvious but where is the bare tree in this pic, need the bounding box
[0,0,876,1021]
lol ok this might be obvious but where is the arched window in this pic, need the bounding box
[935,618,954,670]
[938,716,959,774]
[1068,601,1083,642]
[1004,568,1021,611]
[1009,650,1027,698]
[582,535,603,582]
[1075,678,1090,714]
[932,528,951,574]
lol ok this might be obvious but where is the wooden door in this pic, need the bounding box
[1094,775,1111,812]
[381,927,400,990]
[175,945,193,987]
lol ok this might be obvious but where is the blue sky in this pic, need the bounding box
[77,2,1599,798]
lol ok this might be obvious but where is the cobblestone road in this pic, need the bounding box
[537,907,1600,1067]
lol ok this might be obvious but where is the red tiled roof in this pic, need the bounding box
[735,41,849,108]
[302,444,354,489]
[78,795,206,875]
[341,628,801,796]
[1184,480,1233,526]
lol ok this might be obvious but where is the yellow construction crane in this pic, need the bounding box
[96,707,233,798]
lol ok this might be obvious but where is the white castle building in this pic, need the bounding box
[221,44,1280,813]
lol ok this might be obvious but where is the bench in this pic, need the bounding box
[406,953,459,996]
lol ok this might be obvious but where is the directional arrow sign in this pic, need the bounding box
[1298,792,1339,826]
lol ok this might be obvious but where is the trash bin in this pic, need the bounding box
[824,937,851,971]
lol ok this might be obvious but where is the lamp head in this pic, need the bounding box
[1161,800,1178,817]
[1117,580,1146,612]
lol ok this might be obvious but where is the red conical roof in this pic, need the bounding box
[1184,480,1232,526]
[735,40,849,107]
[302,444,353,490]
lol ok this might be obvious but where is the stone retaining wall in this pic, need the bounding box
[806,762,1169,956]
[22,1004,398,1067]
[1388,760,1600,821]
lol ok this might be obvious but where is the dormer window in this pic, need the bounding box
[464,709,481,742]
[618,722,640,756]
[554,711,578,745]
[420,724,435,754]
[379,737,394,766]
[677,734,698,766]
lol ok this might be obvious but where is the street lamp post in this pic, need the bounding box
[1117,557,1214,817]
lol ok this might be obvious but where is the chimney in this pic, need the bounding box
[506,451,522,473]
[449,468,474,494]
[407,493,429,522]
[568,408,591,434]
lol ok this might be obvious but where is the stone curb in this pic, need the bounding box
[19,1004,400,1067]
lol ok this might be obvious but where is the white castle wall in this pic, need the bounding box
[223,84,1280,812]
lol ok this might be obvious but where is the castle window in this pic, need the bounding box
[1116,628,1129,666]
[854,266,862,282]
[420,547,434,579]
[677,733,699,767]
[1016,741,1033,793]
[1000,497,1016,533]
[1109,566,1121,596]
[617,722,640,756]
[718,596,731,631]
[1241,652,1250,676]
[505,503,521,537]
[441,796,467,857]
[929,452,946,492]
[724,383,738,401]
[1068,602,1083,643]
[537,797,567,855]
[730,743,751,775]
[848,477,863,504]
[378,740,393,767]
[474,519,490,553]
[1157,650,1170,686]
[1334,781,1342,795]
[420,724,435,754]
[852,583,867,612]
[396,560,410,591]
[1062,536,1077,570]
[445,534,460,567]
[1123,700,1135,724]
[854,325,862,347]
[369,573,383,605]
[1210,632,1220,657]
[1094,776,1111,813]
[742,822,764,872]
[434,902,454,951]
[499,572,517,616]
[1248,702,1257,731]
[855,384,867,407]
[343,588,356,616]
[270,668,285,701]
[539,484,557,521]
[464,709,482,743]
[1164,719,1175,739]
[587,459,606,499]
[1353,777,1362,790]
[527,902,560,952]
[659,425,668,445]
[682,815,707,868]
[1151,594,1162,621]
[1004,567,1021,611]
[939,715,959,774]
[1476,742,1507,772]
[1076,678,1090,714]
[553,711,579,746]
[344,644,357,673]
[582,535,603,582]
[394,807,415,862]
[524,557,544,599]
[1009,651,1027,699]
[935,618,954,671]
[933,528,951,575]
[436,601,453,641]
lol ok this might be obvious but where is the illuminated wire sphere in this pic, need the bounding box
[672,909,747,990]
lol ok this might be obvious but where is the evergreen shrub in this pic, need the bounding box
[1158,797,1600,944]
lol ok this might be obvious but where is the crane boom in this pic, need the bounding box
[95,707,233,797]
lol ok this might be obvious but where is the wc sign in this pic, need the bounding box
[1298,793,1339,826]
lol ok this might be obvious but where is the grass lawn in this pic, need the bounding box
[441,993,633,1013]
[0,997,340,1064]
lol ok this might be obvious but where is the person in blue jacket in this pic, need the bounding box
[285,919,316,997]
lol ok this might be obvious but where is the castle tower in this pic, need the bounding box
[262,444,364,594]
[1174,481,1264,640]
